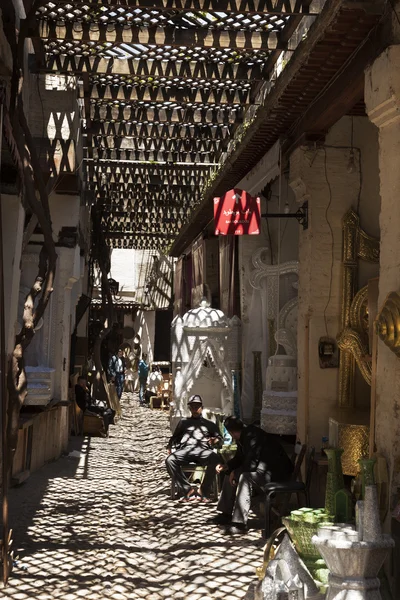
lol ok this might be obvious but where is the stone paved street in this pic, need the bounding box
[4,394,262,600]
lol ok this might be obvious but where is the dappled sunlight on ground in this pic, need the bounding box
[5,394,262,599]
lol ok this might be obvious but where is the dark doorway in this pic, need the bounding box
[154,310,173,362]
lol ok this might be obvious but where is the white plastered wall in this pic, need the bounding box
[290,115,380,450]
[135,309,155,363]
[235,143,299,419]
[365,45,400,512]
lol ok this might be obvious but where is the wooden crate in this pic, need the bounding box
[13,406,69,482]
[83,414,106,436]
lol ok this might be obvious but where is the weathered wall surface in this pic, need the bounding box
[235,144,299,419]
[0,9,12,76]
[109,249,173,309]
[1,195,25,353]
[135,310,156,364]
[290,115,380,449]
[365,45,400,509]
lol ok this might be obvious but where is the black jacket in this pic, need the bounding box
[75,384,91,412]
[227,425,293,481]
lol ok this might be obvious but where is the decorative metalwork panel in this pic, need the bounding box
[337,210,380,407]
[376,291,400,358]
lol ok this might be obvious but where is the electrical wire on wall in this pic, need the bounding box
[301,134,363,342]
[274,146,283,355]
[322,148,334,340]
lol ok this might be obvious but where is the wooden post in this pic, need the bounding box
[0,96,10,585]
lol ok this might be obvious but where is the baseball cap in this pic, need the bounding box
[188,394,203,405]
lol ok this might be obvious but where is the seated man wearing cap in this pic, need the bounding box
[165,394,223,502]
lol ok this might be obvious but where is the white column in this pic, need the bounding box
[365,45,400,504]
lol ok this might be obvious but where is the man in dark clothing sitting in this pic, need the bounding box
[75,376,115,434]
[211,416,293,535]
[165,394,222,502]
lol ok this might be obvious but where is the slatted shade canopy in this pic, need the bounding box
[32,0,318,249]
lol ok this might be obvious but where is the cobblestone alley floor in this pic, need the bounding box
[4,394,262,600]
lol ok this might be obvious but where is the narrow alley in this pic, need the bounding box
[5,395,261,600]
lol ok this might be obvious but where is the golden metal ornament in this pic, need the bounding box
[330,419,370,476]
[338,210,379,407]
[337,327,372,386]
[376,291,400,357]
[349,286,369,336]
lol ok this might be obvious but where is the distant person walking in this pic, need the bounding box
[138,353,150,406]
[108,348,126,400]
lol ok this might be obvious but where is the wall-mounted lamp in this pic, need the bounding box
[261,201,308,230]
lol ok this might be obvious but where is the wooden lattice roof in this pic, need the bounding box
[32,0,319,249]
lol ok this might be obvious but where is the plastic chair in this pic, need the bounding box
[262,446,315,539]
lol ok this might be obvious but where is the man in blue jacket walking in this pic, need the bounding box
[108,348,125,400]
[138,353,149,406]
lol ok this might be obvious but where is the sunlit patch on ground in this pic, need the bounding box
[6,394,262,599]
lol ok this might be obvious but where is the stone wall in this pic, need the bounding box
[365,45,400,511]
[290,115,380,449]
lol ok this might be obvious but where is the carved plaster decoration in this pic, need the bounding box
[249,251,298,318]
[275,328,297,358]
[338,210,379,407]
[376,291,400,358]
[275,296,298,357]
[240,246,271,325]
[278,296,298,329]
[249,250,299,357]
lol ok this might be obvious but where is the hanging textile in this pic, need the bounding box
[174,257,184,316]
[191,238,204,307]
[219,236,237,317]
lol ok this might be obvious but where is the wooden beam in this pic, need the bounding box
[101,201,195,212]
[90,84,251,106]
[105,232,176,238]
[90,102,242,124]
[282,23,382,156]
[101,207,192,216]
[36,55,262,81]
[87,148,220,163]
[37,21,284,50]
[95,190,200,201]
[88,122,233,139]
[87,174,208,186]
[36,0,318,15]
[22,17,46,69]
[88,160,211,171]
[87,136,228,153]
[87,166,210,184]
